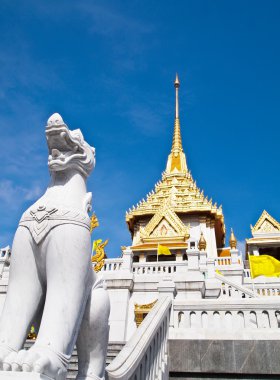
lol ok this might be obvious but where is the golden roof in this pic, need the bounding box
[126,75,225,246]
[249,210,280,236]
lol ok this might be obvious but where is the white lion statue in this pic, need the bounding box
[0,113,110,380]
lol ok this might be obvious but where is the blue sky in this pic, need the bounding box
[0,0,280,257]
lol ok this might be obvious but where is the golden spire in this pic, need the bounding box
[229,228,237,249]
[165,74,187,175]
[172,74,183,154]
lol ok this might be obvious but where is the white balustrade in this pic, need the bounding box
[220,282,252,299]
[215,256,243,268]
[215,272,257,298]
[215,257,232,266]
[243,268,251,278]
[106,296,171,380]
[97,258,123,272]
[256,287,280,297]
[0,246,11,280]
[132,261,187,275]
[173,298,280,332]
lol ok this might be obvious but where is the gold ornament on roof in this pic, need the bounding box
[251,210,280,233]
[198,231,207,251]
[229,228,237,249]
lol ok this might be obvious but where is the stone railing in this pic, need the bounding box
[215,256,242,268]
[256,287,280,297]
[242,270,280,296]
[243,268,251,278]
[215,272,257,298]
[99,258,123,272]
[106,296,171,380]
[215,257,233,266]
[220,282,252,299]
[0,246,10,263]
[173,298,280,336]
[132,261,187,275]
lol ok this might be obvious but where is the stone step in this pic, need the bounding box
[24,340,125,380]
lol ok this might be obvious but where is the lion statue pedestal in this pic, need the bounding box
[0,114,110,380]
[0,373,49,380]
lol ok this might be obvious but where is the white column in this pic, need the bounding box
[158,277,176,328]
[187,249,199,270]
[122,247,133,272]
[199,250,207,271]
[139,253,146,263]
[207,257,215,278]
[230,249,239,264]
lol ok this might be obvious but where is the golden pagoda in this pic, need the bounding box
[126,75,225,261]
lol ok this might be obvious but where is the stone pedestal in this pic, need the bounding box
[206,257,215,278]
[0,373,51,380]
[230,248,239,264]
[158,277,176,299]
[121,247,133,272]
[158,277,176,327]
[199,250,207,271]
[186,249,199,270]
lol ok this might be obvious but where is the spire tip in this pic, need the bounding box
[174,73,180,88]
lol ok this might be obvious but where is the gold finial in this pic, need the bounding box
[198,231,207,251]
[229,228,237,249]
[174,73,180,118]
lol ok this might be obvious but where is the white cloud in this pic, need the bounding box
[0,180,43,210]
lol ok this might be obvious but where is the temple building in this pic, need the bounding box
[126,74,225,262]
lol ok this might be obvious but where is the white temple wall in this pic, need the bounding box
[209,224,218,258]
[181,216,218,257]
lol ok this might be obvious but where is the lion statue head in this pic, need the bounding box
[46,113,95,177]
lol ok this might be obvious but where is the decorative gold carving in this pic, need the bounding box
[27,325,37,340]
[198,232,207,251]
[251,210,280,233]
[229,228,237,249]
[90,213,99,233]
[134,300,157,327]
[92,239,108,273]
[139,202,189,243]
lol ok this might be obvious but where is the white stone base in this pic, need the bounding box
[0,372,53,380]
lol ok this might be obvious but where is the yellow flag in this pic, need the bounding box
[249,255,280,279]
[157,244,171,256]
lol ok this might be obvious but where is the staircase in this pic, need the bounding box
[24,340,125,380]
